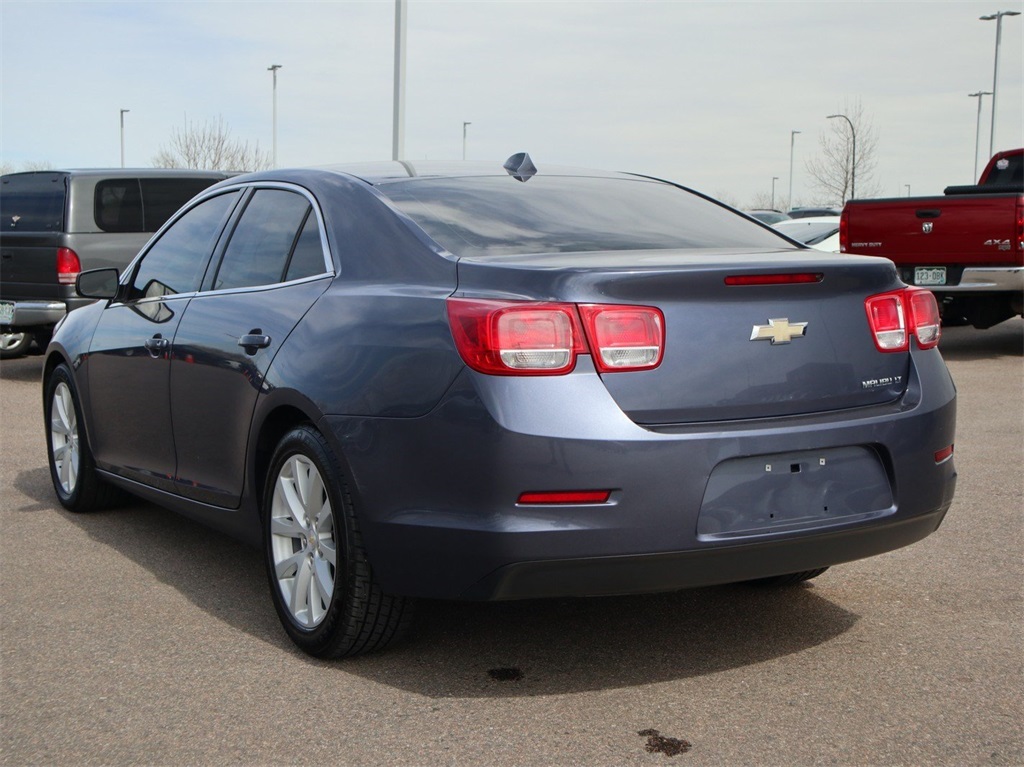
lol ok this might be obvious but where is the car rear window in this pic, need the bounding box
[0,172,67,232]
[95,177,222,233]
[377,176,788,258]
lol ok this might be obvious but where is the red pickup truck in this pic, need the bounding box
[840,148,1023,328]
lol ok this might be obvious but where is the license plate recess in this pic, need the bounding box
[696,446,894,540]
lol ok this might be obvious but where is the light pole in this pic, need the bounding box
[827,114,856,201]
[771,176,779,209]
[462,121,471,161]
[268,64,282,168]
[788,130,800,211]
[119,109,130,168]
[392,0,407,161]
[968,91,993,179]
[980,11,1020,158]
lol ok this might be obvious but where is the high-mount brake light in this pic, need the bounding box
[864,287,942,352]
[446,299,585,375]
[56,247,81,286]
[724,273,823,286]
[517,490,612,505]
[578,304,664,372]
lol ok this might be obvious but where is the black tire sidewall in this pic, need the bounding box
[263,425,351,655]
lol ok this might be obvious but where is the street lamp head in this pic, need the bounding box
[981,11,1021,20]
[268,63,283,71]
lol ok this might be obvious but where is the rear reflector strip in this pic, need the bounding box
[725,273,823,286]
[934,445,954,464]
[517,490,612,505]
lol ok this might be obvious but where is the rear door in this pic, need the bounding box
[86,190,241,488]
[0,172,67,308]
[169,186,333,507]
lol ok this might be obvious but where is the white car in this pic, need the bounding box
[773,216,841,252]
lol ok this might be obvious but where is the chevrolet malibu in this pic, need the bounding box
[43,155,957,658]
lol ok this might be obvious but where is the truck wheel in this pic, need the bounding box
[0,332,32,359]
[746,567,829,587]
[44,364,125,512]
[264,425,412,658]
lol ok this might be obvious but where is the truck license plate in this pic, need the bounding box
[914,267,946,286]
[0,301,14,325]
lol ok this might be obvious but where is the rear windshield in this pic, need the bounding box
[0,173,66,232]
[983,153,1023,187]
[378,175,789,258]
[774,220,840,246]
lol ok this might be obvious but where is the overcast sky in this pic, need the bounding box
[2,0,1021,207]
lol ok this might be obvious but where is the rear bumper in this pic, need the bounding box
[323,350,957,601]
[464,508,948,600]
[924,266,1023,293]
[0,300,66,329]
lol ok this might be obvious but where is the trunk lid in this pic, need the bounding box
[455,248,911,424]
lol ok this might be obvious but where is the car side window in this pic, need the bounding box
[213,189,316,291]
[129,191,239,301]
[284,209,327,282]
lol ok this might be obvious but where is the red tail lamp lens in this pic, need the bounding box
[908,288,941,349]
[57,247,81,286]
[934,444,954,464]
[446,299,585,375]
[578,304,664,372]
[865,291,908,352]
[518,490,612,505]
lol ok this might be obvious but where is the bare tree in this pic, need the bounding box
[1,160,55,174]
[153,116,271,171]
[805,99,880,205]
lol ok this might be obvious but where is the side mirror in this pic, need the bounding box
[76,268,120,299]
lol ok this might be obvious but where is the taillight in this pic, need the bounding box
[908,288,941,349]
[1016,196,1023,256]
[56,247,81,286]
[839,208,849,253]
[864,287,941,352]
[446,299,586,375]
[446,298,665,375]
[578,304,664,372]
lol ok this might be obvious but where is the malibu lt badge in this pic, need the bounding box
[750,318,808,345]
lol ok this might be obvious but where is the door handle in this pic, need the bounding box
[915,209,942,219]
[145,335,170,356]
[238,331,271,354]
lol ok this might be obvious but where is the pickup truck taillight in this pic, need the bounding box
[56,247,81,286]
[1016,196,1023,253]
[839,207,849,253]
[864,287,941,352]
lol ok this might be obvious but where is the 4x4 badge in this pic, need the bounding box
[750,318,808,344]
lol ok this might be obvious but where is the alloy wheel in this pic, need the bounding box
[50,381,80,495]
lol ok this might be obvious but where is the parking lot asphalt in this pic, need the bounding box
[1,320,1021,766]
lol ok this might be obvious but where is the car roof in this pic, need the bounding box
[315,160,632,185]
[1,168,230,180]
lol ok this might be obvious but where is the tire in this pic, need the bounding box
[264,425,412,658]
[44,364,124,512]
[747,567,829,587]
[0,331,32,360]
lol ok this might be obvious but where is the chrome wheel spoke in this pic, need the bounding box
[270,450,337,629]
[50,382,80,495]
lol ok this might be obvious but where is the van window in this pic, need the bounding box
[0,172,66,232]
[95,177,222,234]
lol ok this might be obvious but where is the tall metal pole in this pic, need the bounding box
[268,64,282,167]
[968,91,992,179]
[771,176,779,210]
[462,121,471,160]
[788,130,800,211]
[981,11,1021,158]
[392,0,407,161]
[827,114,856,201]
[119,109,130,168]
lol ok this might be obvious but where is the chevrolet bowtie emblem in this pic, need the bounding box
[750,318,808,344]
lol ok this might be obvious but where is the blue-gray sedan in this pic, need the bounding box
[42,156,957,657]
